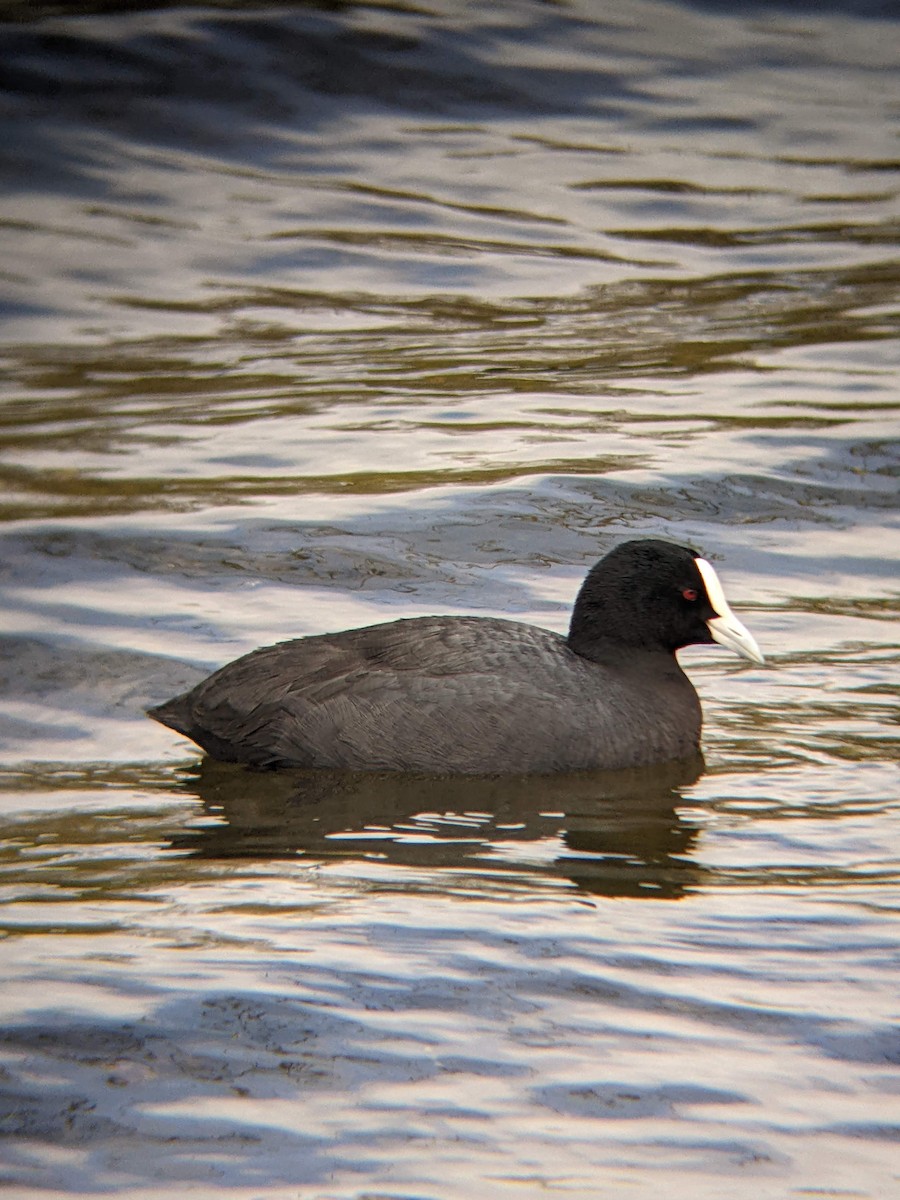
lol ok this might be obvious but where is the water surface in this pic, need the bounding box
[0,1,898,1196]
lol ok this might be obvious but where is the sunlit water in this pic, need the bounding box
[0,1,898,1196]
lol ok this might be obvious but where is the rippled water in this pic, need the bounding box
[0,1,898,1196]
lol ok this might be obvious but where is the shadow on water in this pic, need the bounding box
[169,754,706,900]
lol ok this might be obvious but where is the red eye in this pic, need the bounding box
[682,587,698,602]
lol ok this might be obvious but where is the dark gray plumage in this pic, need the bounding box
[148,539,763,775]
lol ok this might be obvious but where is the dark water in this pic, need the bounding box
[0,1,898,1196]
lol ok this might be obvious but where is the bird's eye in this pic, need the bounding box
[682,587,699,601]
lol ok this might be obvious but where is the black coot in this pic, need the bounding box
[148,539,764,774]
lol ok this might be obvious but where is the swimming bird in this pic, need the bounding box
[148,539,764,775]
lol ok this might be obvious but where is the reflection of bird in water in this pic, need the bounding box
[150,540,763,775]
[168,754,706,900]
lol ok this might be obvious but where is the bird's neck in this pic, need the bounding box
[566,630,681,674]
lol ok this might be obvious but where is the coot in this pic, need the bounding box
[148,539,764,774]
